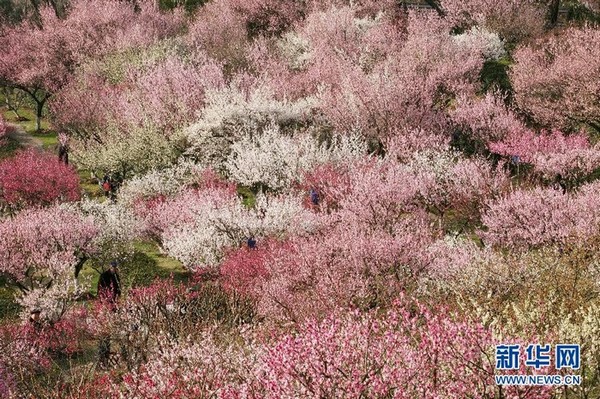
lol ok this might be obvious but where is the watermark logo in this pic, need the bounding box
[525,344,551,369]
[496,344,520,370]
[494,343,581,386]
[555,344,580,370]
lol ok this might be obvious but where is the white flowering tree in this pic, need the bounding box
[184,82,318,170]
[224,125,367,191]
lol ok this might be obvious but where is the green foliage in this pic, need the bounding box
[91,40,188,85]
[0,285,20,320]
[118,251,180,289]
[0,136,21,160]
[563,1,600,24]
[449,128,489,157]
[237,185,257,208]
[117,241,189,290]
[479,57,513,95]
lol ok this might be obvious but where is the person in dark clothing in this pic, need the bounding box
[247,236,257,249]
[58,143,69,165]
[29,309,42,331]
[555,173,568,194]
[309,188,319,206]
[97,261,121,304]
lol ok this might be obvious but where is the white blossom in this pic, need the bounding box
[452,26,506,61]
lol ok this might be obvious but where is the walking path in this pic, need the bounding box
[6,123,44,149]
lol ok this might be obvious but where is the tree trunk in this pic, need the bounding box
[549,0,561,27]
[35,99,44,132]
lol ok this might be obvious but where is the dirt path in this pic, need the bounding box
[6,123,44,149]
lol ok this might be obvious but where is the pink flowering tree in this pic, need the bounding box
[450,92,526,144]
[0,0,183,131]
[489,129,600,184]
[52,49,224,140]
[249,7,486,140]
[0,205,98,318]
[186,0,250,73]
[407,150,510,229]
[480,182,600,249]
[51,48,224,176]
[440,0,545,43]
[325,12,484,139]
[245,160,438,322]
[0,149,80,211]
[511,26,600,133]
[251,302,498,398]
[0,200,138,319]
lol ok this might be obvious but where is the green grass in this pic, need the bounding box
[79,241,189,297]
[30,130,58,149]
[0,286,20,320]
[133,240,186,275]
[0,136,22,159]
[77,168,104,199]
[237,186,256,208]
[2,105,58,149]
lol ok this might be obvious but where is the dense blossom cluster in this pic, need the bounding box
[1,0,600,397]
[0,149,80,210]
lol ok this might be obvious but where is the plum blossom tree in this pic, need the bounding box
[224,125,367,191]
[52,49,224,141]
[157,190,316,269]
[227,0,306,37]
[186,0,249,73]
[440,0,545,43]
[451,26,506,61]
[0,205,97,317]
[51,47,224,177]
[116,160,208,208]
[450,92,526,143]
[252,212,433,322]
[0,0,183,131]
[244,159,440,322]
[511,26,600,133]
[489,129,600,183]
[407,150,509,228]
[184,81,317,169]
[480,182,600,249]
[314,11,485,139]
[250,303,501,398]
[0,149,80,211]
[0,198,140,319]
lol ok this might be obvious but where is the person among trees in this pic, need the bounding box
[309,188,320,206]
[58,144,69,165]
[97,261,121,305]
[555,173,568,194]
[57,133,69,165]
[100,174,117,201]
[28,309,42,331]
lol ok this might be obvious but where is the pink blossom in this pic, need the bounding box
[0,149,80,210]
[489,129,600,181]
[481,182,600,249]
